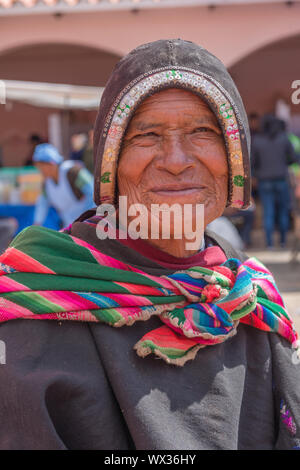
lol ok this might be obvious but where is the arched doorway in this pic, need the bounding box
[0,43,121,166]
[228,33,300,133]
[0,42,121,86]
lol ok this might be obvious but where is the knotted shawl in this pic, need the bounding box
[0,226,298,366]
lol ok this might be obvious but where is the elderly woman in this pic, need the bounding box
[0,40,299,450]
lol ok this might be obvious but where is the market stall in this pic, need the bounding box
[0,166,60,234]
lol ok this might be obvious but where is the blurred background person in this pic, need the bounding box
[248,113,261,199]
[0,147,3,168]
[69,133,88,162]
[287,130,300,260]
[248,112,261,138]
[0,217,18,253]
[251,114,300,249]
[33,143,94,228]
[290,163,300,261]
[82,129,94,174]
[24,134,45,166]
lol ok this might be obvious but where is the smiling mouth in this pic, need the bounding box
[150,186,206,196]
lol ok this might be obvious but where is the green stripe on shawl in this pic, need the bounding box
[2,291,63,314]
[5,273,157,294]
[230,299,257,320]
[88,308,123,324]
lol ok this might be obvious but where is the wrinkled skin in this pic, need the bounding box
[117,89,228,257]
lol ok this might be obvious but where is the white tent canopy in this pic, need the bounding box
[1,79,103,110]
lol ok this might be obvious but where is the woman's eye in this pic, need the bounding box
[193,127,211,133]
[141,132,159,137]
[132,132,158,139]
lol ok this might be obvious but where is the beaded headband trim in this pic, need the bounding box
[99,66,249,209]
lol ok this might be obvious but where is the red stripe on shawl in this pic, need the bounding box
[0,248,55,274]
[114,281,167,296]
[141,325,200,350]
[217,292,252,314]
[241,314,272,332]
[213,266,235,286]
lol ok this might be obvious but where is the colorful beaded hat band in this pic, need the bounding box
[99,66,250,210]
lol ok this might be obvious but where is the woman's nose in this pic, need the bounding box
[155,136,195,175]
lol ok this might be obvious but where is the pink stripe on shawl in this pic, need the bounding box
[70,235,139,271]
[36,290,99,311]
[69,235,173,286]
[0,277,30,293]
[254,278,285,307]
[0,297,35,321]
[105,293,153,307]
[276,319,295,341]
[244,258,271,275]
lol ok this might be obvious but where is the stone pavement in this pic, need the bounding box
[246,230,300,334]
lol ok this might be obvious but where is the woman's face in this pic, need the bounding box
[117,88,228,230]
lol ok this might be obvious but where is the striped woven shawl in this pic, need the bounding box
[0,226,297,366]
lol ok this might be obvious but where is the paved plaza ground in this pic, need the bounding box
[246,230,300,334]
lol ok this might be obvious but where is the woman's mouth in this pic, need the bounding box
[150,185,206,197]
